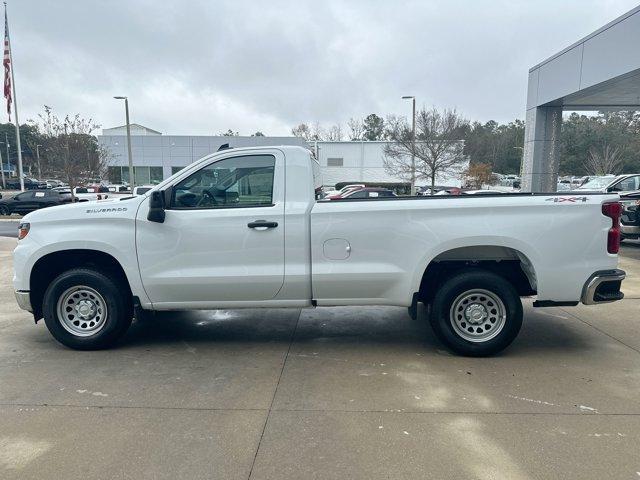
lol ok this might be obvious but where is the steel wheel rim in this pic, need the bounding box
[449,289,506,343]
[56,285,108,337]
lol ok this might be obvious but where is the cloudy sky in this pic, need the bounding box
[9,0,640,136]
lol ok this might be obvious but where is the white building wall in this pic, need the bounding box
[314,141,467,188]
[99,134,309,181]
[99,132,466,188]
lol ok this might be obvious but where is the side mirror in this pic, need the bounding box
[147,190,166,223]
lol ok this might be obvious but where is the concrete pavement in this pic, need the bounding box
[0,221,18,238]
[1,236,640,479]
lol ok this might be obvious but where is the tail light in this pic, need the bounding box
[18,222,30,240]
[602,202,622,254]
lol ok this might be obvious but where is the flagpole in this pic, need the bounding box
[0,137,4,189]
[4,2,22,191]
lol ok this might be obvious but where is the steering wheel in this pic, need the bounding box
[199,189,219,207]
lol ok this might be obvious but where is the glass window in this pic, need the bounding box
[171,155,275,209]
[346,190,367,198]
[108,166,122,184]
[150,167,164,184]
[611,175,640,192]
[327,157,343,167]
[134,166,150,185]
[16,192,34,200]
[171,166,185,175]
[121,167,131,184]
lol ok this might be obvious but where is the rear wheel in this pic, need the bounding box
[42,268,132,350]
[429,269,522,356]
[0,205,9,215]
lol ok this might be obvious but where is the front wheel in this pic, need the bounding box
[429,269,523,356]
[0,205,9,215]
[42,268,132,350]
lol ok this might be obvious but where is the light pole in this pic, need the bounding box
[114,96,134,189]
[402,95,416,195]
[36,144,42,179]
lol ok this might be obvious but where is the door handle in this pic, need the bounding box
[247,220,278,229]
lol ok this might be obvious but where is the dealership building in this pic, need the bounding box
[99,125,308,185]
[99,126,465,188]
[522,5,640,192]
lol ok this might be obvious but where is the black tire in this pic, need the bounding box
[429,269,522,356]
[0,205,8,215]
[42,268,132,350]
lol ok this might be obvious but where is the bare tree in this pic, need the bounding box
[311,121,325,141]
[326,124,343,141]
[31,105,111,191]
[347,117,364,140]
[586,143,623,175]
[384,107,469,192]
[292,123,312,141]
[219,129,239,136]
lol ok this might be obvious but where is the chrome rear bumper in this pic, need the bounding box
[14,290,32,312]
[581,270,625,305]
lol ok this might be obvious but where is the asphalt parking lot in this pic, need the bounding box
[1,235,640,479]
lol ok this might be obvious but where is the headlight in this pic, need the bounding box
[18,222,30,240]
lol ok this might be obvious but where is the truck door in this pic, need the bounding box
[135,150,285,306]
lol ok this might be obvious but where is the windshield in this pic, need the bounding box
[577,176,616,189]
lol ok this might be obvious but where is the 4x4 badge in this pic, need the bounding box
[545,196,588,203]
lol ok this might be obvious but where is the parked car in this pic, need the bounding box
[0,189,73,215]
[462,189,506,195]
[45,179,65,189]
[5,177,48,190]
[334,187,396,199]
[13,146,625,356]
[620,190,640,240]
[323,184,365,198]
[71,186,109,202]
[417,185,462,196]
[133,185,154,196]
[106,184,131,194]
[433,187,464,196]
[575,174,640,194]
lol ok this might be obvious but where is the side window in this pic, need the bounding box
[171,155,276,209]
[612,176,640,192]
[347,190,367,198]
[16,192,34,200]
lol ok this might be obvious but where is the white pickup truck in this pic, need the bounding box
[13,146,626,356]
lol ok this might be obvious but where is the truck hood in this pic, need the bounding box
[22,195,145,224]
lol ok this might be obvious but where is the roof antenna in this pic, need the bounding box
[217,143,231,151]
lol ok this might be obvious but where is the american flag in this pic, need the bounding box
[3,8,10,122]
